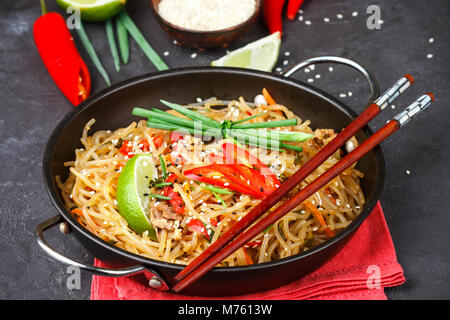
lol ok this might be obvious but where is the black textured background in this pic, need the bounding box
[1,0,449,299]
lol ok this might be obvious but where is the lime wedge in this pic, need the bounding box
[211,32,281,72]
[56,0,127,22]
[116,154,158,238]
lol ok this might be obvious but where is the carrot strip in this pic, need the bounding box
[262,88,276,105]
[243,248,253,265]
[71,208,83,215]
[303,200,335,238]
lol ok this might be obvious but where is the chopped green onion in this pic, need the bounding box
[159,155,167,180]
[230,112,267,125]
[144,193,172,200]
[106,19,120,72]
[116,16,129,64]
[199,184,234,195]
[118,11,169,71]
[160,100,221,127]
[154,182,173,188]
[212,191,227,207]
[76,21,110,86]
[231,118,297,129]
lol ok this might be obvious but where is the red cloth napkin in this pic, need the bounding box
[91,202,405,300]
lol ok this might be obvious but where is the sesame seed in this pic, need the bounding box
[275,67,282,72]
[190,53,197,59]
[323,17,330,23]
[427,53,434,59]
[378,20,384,25]
[406,170,411,175]
[309,64,315,70]
[391,104,396,109]
[348,91,353,97]
[307,78,314,83]
[429,37,435,43]
[339,93,347,98]
[163,51,169,56]
[298,16,304,22]
[173,40,178,45]
[283,60,288,66]
[304,68,311,73]
[337,14,343,19]
[284,51,290,56]
[305,20,311,25]
[315,74,321,79]
[196,97,202,102]
[328,66,334,72]
[352,11,358,17]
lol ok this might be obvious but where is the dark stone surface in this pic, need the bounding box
[1,0,449,299]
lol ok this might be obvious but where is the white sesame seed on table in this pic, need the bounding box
[323,17,330,23]
[337,13,343,19]
[305,20,311,25]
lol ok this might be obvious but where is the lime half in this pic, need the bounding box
[211,32,281,72]
[116,154,157,238]
[56,0,127,22]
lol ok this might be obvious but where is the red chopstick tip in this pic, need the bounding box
[426,92,435,102]
[404,74,414,84]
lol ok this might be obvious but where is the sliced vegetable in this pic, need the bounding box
[303,200,335,238]
[161,174,185,215]
[184,165,264,198]
[144,193,172,200]
[262,88,277,105]
[187,219,211,241]
[159,155,168,180]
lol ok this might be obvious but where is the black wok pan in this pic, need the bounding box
[36,56,385,296]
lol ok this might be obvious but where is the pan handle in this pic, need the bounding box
[284,56,380,103]
[35,215,169,291]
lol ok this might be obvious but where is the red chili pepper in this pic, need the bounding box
[118,139,150,158]
[161,174,185,215]
[286,0,305,20]
[244,240,263,248]
[263,0,286,35]
[184,164,264,198]
[187,219,211,241]
[151,135,163,149]
[222,143,280,193]
[33,2,91,106]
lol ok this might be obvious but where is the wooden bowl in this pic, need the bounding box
[149,0,262,50]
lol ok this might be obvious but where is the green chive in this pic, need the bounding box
[199,184,234,195]
[118,11,169,71]
[232,128,313,142]
[76,21,111,86]
[160,100,221,127]
[213,191,227,207]
[106,19,120,72]
[154,182,173,188]
[116,16,129,64]
[231,118,297,129]
[159,155,167,180]
[230,112,267,125]
[145,193,172,200]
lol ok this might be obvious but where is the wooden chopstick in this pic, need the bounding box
[173,74,414,284]
[172,93,434,293]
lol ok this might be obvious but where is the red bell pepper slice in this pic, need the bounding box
[161,174,185,215]
[119,139,151,158]
[222,143,280,194]
[184,165,264,198]
[187,219,211,241]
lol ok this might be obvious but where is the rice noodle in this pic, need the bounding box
[57,97,365,266]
